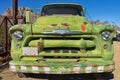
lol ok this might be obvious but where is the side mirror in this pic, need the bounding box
[25,10,30,23]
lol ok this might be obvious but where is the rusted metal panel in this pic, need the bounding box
[3,17,8,53]
[7,16,23,19]
[0,0,26,65]
[12,0,18,25]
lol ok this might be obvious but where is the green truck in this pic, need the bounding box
[9,3,115,77]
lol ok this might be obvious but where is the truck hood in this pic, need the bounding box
[32,15,92,34]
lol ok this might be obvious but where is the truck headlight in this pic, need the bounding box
[13,31,23,40]
[101,31,111,40]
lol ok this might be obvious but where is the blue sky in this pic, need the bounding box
[0,0,120,26]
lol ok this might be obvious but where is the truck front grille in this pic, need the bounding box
[22,35,101,58]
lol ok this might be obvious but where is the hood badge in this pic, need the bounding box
[42,29,70,34]
[52,29,70,34]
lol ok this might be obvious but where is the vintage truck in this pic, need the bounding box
[9,3,115,77]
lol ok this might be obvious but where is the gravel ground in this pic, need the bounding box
[0,41,120,80]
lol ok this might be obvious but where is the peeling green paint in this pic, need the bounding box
[9,3,115,74]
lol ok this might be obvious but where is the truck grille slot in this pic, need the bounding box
[43,56,80,59]
[42,37,94,40]
[44,48,80,53]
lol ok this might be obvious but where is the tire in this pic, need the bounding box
[94,73,114,80]
[116,34,120,41]
[18,72,27,78]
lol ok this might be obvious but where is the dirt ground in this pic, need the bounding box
[112,41,120,80]
[0,41,120,80]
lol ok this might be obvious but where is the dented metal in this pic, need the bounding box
[9,3,115,74]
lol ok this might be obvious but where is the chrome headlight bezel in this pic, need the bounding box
[101,31,111,40]
[13,30,23,40]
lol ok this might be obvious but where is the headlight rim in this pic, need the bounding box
[13,30,23,40]
[101,30,111,41]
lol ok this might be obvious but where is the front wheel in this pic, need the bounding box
[94,73,114,80]
[116,34,120,41]
[18,72,28,78]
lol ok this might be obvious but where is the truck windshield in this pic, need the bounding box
[41,5,84,16]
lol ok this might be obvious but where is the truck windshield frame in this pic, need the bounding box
[41,4,84,16]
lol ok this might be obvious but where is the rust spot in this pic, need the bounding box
[83,22,88,25]
[77,59,80,62]
[88,64,94,66]
[51,24,57,26]
[37,42,42,47]
[61,23,70,27]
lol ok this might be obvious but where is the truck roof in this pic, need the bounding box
[44,3,83,6]
[42,3,84,10]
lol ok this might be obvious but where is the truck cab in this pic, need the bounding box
[9,3,115,75]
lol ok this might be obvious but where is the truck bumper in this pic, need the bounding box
[9,60,115,74]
